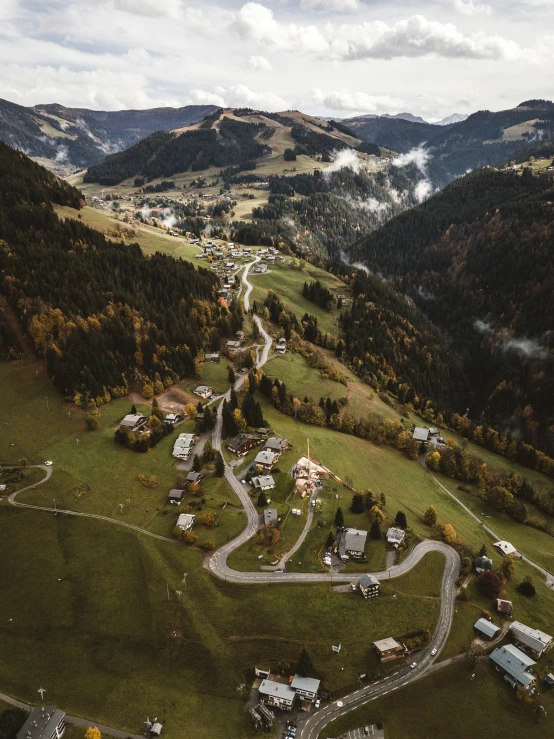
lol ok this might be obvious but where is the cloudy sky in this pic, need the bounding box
[1,0,553,120]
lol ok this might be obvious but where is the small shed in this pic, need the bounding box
[474,618,501,639]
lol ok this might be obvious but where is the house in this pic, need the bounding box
[474,555,493,573]
[172,433,195,460]
[497,598,513,616]
[276,344,286,355]
[186,471,204,484]
[227,433,262,456]
[205,353,220,363]
[252,475,275,491]
[358,574,380,599]
[164,412,182,426]
[493,540,517,557]
[176,513,196,531]
[226,340,242,351]
[412,427,430,442]
[277,338,286,346]
[374,637,405,662]
[290,675,320,703]
[263,508,279,526]
[510,621,553,657]
[236,330,246,340]
[335,528,368,560]
[119,413,148,431]
[386,527,406,548]
[194,385,212,399]
[254,451,279,470]
[490,644,536,689]
[263,437,290,455]
[474,618,501,639]
[168,489,185,505]
[16,707,66,739]
[258,679,296,711]
[257,427,269,436]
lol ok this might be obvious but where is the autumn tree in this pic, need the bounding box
[477,570,504,599]
[423,505,438,526]
[197,512,216,528]
[500,555,516,581]
[440,523,457,543]
[369,505,385,524]
[185,402,196,420]
[259,523,280,547]
[85,728,101,739]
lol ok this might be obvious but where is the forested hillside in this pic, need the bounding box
[0,142,241,404]
[85,118,271,185]
[349,166,554,456]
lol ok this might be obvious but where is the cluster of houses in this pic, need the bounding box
[226,433,292,473]
[255,669,320,712]
[489,621,553,690]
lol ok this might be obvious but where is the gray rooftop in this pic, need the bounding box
[345,528,368,553]
[490,644,536,687]
[264,437,289,451]
[412,427,430,441]
[359,574,380,589]
[374,637,402,652]
[263,508,278,525]
[474,618,501,639]
[510,621,553,654]
[16,706,65,739]
[259,679,296,701]
[291,674,320,694]
[253,475,275,488]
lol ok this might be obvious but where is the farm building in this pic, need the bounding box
[510,622,553,657]
[168,489,185,505]
[490,644,536,689]
[474,618,501,639]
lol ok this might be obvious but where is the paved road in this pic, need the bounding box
[298,544,460,739]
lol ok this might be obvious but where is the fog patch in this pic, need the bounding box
[502,336,548,360]
[414,179,432,203]
[417,285,435,300]
[324,148,362,175]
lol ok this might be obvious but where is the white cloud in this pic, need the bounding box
[300,0,361,11]
[413,179,432,202]
[112,0,182,18]
[452,0,491,17]
[187,84,287,111]
[502,336,548,359]
[323,148,363,174]
[233,5,524,62]
[310,88,404,114]
[246,55,273,72]
[393,146,431,175]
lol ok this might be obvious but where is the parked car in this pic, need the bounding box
[351,582,357,591]
[315,698,321,708]
[44,460,53,466]
[410,661,417,669]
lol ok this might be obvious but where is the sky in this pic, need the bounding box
[0,0,553,121]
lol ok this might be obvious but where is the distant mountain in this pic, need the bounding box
[342,100,554,185]
[0,98,219,169]
[382,112,428,124]
[349,166,554,455]
[435,113,468,126]
[340,114,441,154]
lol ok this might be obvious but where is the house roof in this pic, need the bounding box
[186,472,202,482]
[474,556,493,570]
[374,637,402,653]
[228,433,261,449]
[493,540,517,556]
[16,706,65,739]
[291,675,320,694]
[490,644,536,687]
[259,679,296,701]
[386,527,406,544]
[195,385,212,393]
[510,621,553,654]
[168,489,184,499]
[255,451,278,465]
[359,574,380,589]
[412,427,430,441]
[264,437,289,451]
[345,528,368,553]
[177,513,195,528]
[253,475,275,488]
[474,618,501,638]
[120,413,146,427]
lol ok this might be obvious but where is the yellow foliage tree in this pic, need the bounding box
[85,728,101,739]
[441,523,457,543]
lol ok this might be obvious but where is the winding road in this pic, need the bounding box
[9,254,536,737]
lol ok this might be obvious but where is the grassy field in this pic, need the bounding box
[250,261,346,336]
[54,205,201,262]
[321,659,554,739]
[0,505,443,737]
